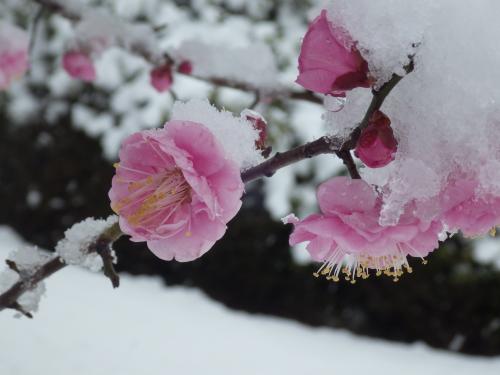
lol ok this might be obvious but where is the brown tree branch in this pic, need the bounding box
[0,222,123,315]
[336,150,361,179]
[242,58,414,183]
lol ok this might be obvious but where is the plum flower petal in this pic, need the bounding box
[109,120,244,261]
[62,50,96,81]
[438,177,500,237]
[284,176,442,282]
[354,110,398,168]
[296,10,370,96]
[0,21,29,90]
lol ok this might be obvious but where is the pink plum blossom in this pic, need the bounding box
[416,175,500,238]
[62,50,96,81]
[296,10,370,96]
[109,121,244,262]
[150,64,173,92]
[0,21,29,90]
[284,176,442,282]
[354,110,398,168]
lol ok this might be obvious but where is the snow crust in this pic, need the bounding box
[1,225,500,374]
[55,215,118,271]
[171,99,264,169]
[0,20,28,54]
[0,230,51,315]
[174,40,280,92]
[323,1,500,225]
[72,8,162,63]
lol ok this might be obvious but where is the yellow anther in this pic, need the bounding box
[489,227,497,237]
[185,231,192,237]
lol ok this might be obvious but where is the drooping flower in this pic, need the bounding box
[417,176,500,238]
[284,176,442,282]
[296,9,370,96]
[354,110,398,168]
[177,60,193,75]
[0,21,29,90]
[62,50,96,81]
[109,121,244,262]
[150,64,173,92]
[241,109,267,151]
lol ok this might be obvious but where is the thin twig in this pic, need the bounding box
[336,150,361,179]
[28,6,45,61]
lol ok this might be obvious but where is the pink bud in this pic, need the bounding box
[150,64,173,92]
[177,60,193,75]
[296,10,371,96]
[62,50,96,81]
[354,110,398,168]
[241,109,267,151]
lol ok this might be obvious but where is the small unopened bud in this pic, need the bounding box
[62,50,96,82]
[354,110,398,168]
[177,60,193,75]
[150,64,173,92]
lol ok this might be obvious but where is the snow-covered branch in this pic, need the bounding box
[31,0,322,104]
[241,59,414,183]
[0,217,122,317]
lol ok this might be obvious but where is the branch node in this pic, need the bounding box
[5,260,20,274]
[94,240,120,289]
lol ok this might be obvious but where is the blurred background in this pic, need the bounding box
[1,0,500,372]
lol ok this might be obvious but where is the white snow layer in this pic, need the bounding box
[174,39,281,92]
[171,99,264,169]
[322,1,500,225]
[0,226,499,374]
[73,8,162,63]
[0,229,49,315]
[55,215,118,271]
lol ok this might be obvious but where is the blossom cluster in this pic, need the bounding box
[2,3,500,287]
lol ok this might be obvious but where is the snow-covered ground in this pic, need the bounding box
[1,226,500,375]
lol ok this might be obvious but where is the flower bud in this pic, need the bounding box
[62,50,96,82]
[354,110,397,168]
[150,63,173,92]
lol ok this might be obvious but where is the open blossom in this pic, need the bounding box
[354,110,398,168]
[62,50,96,81]
[416,176,500,238]
[150,64,173,92]
[284,177,442,282]
[296,10,370,96]
[109,121,244,261]
[0,21,29,90]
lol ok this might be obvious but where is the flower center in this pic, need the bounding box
[112,167,191,227]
